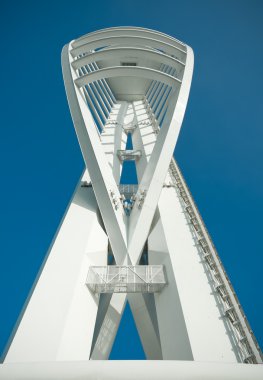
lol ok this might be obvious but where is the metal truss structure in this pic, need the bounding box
[86,265,166,293]
[1,27,262,379]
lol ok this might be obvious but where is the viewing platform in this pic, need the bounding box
[86,265,167,293]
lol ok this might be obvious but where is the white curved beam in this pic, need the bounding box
[74,66,181,88]
[72,26,187,52]
[127,46,194,264]
[70,35,187,62]
[64,37,193,361]
[62,44,128,265]
[72,47,185,73]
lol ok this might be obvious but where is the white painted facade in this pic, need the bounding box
[1,27,262,379]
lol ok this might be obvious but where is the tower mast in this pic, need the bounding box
[1,27,262,379]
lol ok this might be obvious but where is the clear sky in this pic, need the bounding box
[0,0,262,360]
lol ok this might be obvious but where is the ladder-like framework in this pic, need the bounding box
[145,100,262,364]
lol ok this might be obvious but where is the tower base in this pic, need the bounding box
[0,361,262,380]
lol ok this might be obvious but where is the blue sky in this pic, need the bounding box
[0,0,262,360]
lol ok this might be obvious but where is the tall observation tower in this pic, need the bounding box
[1,27,262,379]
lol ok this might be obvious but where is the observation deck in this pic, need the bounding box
[117,149,142,161]
[86,265,167,293]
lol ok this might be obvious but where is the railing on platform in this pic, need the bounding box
[86,265,167,293]
[117,150,142,161]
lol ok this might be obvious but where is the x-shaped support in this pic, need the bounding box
[62,42,193,358]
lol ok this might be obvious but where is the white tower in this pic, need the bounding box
[1,27,262,379]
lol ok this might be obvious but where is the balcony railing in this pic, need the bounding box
[117,150,142,161]
[86,265,167,293]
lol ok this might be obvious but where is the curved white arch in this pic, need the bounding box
[71,47,185,74]
[127,44,194,264]
[71,35,186,62]
[61,37,195,362]
[63,34,194,266]
[62,32,193,266]
[74,66,182,88]
[72,26,187,52]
